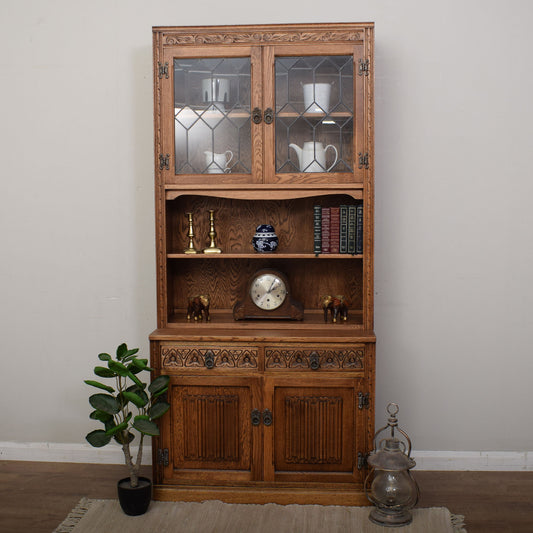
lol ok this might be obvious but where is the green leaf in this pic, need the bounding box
[127,371,144,388]
[132,418,160,436]
[84,380,115,393]
[89,410,113,423]
[108,360,129,377]
[89,393,120,415]
[134,414,149,422]
[98,353,112,361]
[86,429,112,448]
[152,386,168,399]
[130,358,153,372]
[148,401,170,420]
[149,375,170,396]
[116,343,128,360]
[122,391,148,408]
[94,366,116,378]
[105,419,129,436]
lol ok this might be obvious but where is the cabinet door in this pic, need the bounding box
[158,46,263,185]
[263,43,367,185]
[263,376,366,484]
[162,375,262,484]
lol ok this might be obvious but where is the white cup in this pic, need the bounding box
[204,150,233,173]
[302,83,331,113]
[202,78,230,104]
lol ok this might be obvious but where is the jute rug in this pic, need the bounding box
[54,498,467,533]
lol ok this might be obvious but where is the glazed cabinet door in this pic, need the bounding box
[157,45,263,185]
[161,375,262,484]
[263,376,367,484]
[263,42,367,184]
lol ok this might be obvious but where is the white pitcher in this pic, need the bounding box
[289,142,338,173]
[204,150,233,173]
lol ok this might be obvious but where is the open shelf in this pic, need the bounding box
[166,309,364,330]
[167,253,363,259]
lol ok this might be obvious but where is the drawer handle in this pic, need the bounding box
[309,352,320,370]
[262,408,273,426]
[204,350,215,369]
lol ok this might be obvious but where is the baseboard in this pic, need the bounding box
[1,442,532,470]
[0,441,151,464]
[413,450,533,471]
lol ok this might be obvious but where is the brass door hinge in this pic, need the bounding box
[357,452,369,470]
[157,448,169,466]
[159,153,170,171]
[358,58,370,76]
[358,392,370,410]
[358,152,369,170]
[158,62,169,79]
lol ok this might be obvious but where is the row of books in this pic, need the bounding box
[313,205,363,255]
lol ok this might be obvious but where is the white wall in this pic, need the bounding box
[1,0,532,467]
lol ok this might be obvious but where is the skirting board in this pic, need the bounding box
[1,442,533,471]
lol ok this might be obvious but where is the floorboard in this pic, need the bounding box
[0,461,532,532]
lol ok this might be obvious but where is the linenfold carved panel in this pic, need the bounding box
[265,347,364,370]
[182,394,240,462]
[162,345,258,369]
[284,395,343,464]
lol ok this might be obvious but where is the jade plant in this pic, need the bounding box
[85,343,170,487]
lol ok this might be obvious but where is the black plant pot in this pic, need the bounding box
[117,476,152,516]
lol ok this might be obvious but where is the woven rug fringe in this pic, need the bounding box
[451,513,467,532]
[53,497,92,533]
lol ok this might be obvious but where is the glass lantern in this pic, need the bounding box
[365,403,420,527]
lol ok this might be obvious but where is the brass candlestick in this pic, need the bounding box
[203,209,222,254]
[184,212,199,254]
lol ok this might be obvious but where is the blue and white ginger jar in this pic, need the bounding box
[252,224,278,253]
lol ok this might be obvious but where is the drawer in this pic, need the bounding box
[265,344,365,372]
[160,344,259,371]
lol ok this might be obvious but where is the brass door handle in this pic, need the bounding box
[252,107,262,124]
[262,408,273,426]
[263,108,274,124]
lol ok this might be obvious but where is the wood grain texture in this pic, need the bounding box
[151,22,375,504]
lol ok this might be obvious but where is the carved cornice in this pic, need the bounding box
[164,31,362,46]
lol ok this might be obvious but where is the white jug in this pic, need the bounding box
[302,83,331,113]
[289,142,338,173]
[204,150,233,173]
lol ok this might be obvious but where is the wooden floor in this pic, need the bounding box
[1,461,532,532]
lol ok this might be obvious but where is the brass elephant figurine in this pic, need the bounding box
[322,295,348,323]
[186,295,210,322]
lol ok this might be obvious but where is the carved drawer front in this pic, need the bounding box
[265,345,365,372]
[161,344,259,371]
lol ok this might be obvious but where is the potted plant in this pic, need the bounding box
[84,342,170,515]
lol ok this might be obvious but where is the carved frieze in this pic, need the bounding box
[265,347,364,370]
[164,31,361,46]
[161,345,258,369]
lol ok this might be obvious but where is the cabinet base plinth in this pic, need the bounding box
[153,485,371,506]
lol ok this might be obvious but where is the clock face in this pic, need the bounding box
[249,273,287,311]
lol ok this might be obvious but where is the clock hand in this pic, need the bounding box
[267,279,279,293]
